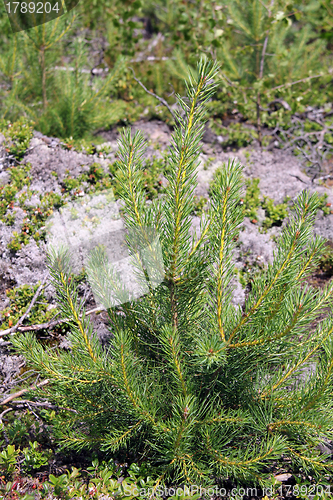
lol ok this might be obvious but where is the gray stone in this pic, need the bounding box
[0,171,10,186]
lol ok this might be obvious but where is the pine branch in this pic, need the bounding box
[261,323,333,398]
[227,191,321,345]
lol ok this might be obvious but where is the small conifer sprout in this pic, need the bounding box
[12,58,333,488]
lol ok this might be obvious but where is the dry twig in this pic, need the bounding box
[129,67,178,124]
[0,306,103,338]
[0,407,14,423]
[1,276,48,337]
[0,379,50,406]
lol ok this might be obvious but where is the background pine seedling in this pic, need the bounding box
[12,59,333,488]
[214,0,328,144]
[36,37,126,140]
[0,9,126,140]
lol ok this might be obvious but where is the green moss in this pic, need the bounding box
[62,174,81,193]
[8,156,165,252]
[0,184,17,219]
[324,133,333,145]
[30,192,64,243]
[243,178,261,219]
[318,193,333,215]
[7,191,65,251]
[67,138,99,155]
[261,195,290,230]
[87,163,104,183]
[141,157,168,200]
[5,155,169,252]
[209,120,256,148]
[9,163,32,189]
[303,119,323,133]
[61,156,168,202]
[203,156,215,171]
[61,163,112,195]
[6,231,25,252]
[6,415,36,448]
[0,118,34,160]
[235,250,266,290]
[0,449,155,499]
[191,195,208,216]
[22,441,53,473]
[2,213,15,225]
[0,164,32,222]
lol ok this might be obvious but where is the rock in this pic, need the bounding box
[0,351,25,393]
[202,123,218,144]
[238,218,275,268]
[0,171,10,186]
[318,439,333,456]
[313,209,333,241]
[274,473,293,482]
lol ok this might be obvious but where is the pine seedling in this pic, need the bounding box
[12,58,333,488]
[38,38,126,139]
[20,12,77,111]
[217,0,327,144]
[0,34,23,119]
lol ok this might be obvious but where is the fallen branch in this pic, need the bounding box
[268,73,325,92]
[267,99,291,111]
[129,67,178,124]
[0,276,48,338]
[7,400,78,413]
[0,379,50,406]
[130,55,171,63]
[0,407,14,423]
[289,174,311,186]
[5,370,37,388]
[0,306,104,338]
[6,399,55,407]
[54,57,172,75]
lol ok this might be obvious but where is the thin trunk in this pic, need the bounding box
[257,35,269,149]
[256,0,275,147]
[41,46,47,110]
[256,91,262,148]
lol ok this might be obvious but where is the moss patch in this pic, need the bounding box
[0,118,34,160]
